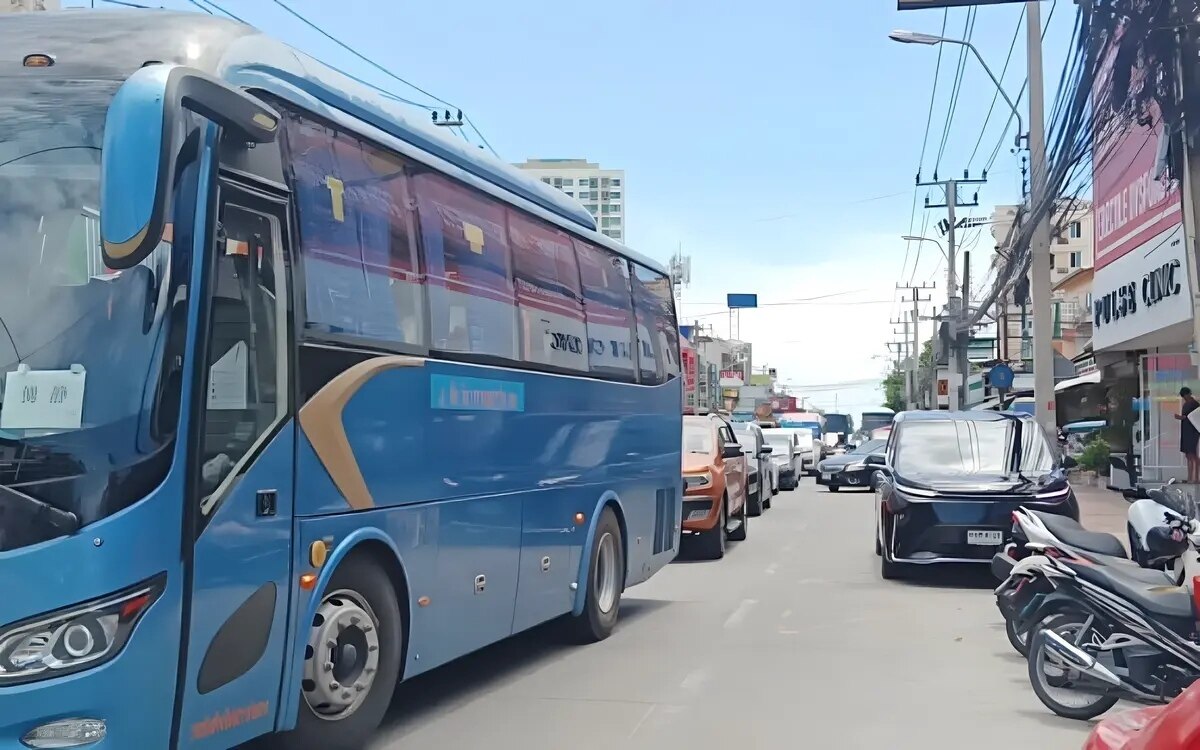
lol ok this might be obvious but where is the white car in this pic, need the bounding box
[762,428,802,490]
[732,421,774,514]
[775,427,820,475]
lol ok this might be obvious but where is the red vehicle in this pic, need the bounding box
[1084,679,1200,749]
[681,414,750,559]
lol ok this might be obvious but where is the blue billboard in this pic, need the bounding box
[726,293,758,309]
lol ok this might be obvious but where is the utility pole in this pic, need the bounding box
[1026,0,1057,437]
[890,316,913,409]
[898,282,935,410]
[919,173,986,409]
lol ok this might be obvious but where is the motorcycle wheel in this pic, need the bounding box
[1027,615,1119,721]
[1005,614,1030,657]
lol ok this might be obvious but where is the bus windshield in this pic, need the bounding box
[860,411,894,435]
[0,76,183,551]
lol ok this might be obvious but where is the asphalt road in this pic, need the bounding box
[366,480,1097,750]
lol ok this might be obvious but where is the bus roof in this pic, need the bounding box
[1,10,669,277]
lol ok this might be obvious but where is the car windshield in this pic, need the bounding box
[852,439,886,455]
[0,76,185,550]
[682,421,714,454]
[893,420,1015,475]
[764,433,791,450]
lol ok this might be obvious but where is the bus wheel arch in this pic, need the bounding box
[273,530,409,750]
[569,494,628,643]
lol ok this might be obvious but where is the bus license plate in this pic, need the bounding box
[967,530,1004,546]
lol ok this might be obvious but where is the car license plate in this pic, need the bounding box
[967,530,1004,546]
[821,473,832,481]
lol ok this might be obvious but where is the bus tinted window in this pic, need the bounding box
[630,263,680,384]
[508,209,587,371]
[283,113,425,345]
[576,240,636,378]
[412,171,517,359]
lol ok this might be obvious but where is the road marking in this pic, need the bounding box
[724,598,758,629]
[764,562,779,575]
[628,705,656,738]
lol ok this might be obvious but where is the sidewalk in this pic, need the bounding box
[1075,483,1130,547]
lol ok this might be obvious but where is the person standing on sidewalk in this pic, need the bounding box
[1175,387,1200,483]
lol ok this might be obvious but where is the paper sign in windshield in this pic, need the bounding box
[1,364,87,431]
[208,341,249,410]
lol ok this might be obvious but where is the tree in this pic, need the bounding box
[881,340,935,412]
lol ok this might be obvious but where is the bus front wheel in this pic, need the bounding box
[271,553,403,750]
[570,507,624,643]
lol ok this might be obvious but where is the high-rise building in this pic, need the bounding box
[513,158,625,242]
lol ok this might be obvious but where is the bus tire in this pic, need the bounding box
[570,507,624,643]
[270,553,403,750]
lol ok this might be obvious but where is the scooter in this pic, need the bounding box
[1020,521,1198,720]
[994,488,1192,655]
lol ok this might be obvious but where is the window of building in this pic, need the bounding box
[611,178,622,187]
[564,191,574,197]
[576,240,636,378]
[601,177,610,187]
[630,263,680,385]
[1069,251,1082,268]
[1069,221,1082,239]
[281,111,425,345]
[577,191,590,200]
[609,230,622,240]
[610,191,622,199]
[508,209,587,371]
[601,217,616,227]
[411,171,517,359]
[601,204,611,214]
[562,178,574,186]
[589,178,598,188]
[584,203,599,213]
[552,178,563,187]
[541,177,551,184]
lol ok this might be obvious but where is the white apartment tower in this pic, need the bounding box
[514,158,625,242]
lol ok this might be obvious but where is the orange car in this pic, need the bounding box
[682,414,750,559]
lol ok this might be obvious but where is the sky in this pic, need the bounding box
[70,0,1079,422]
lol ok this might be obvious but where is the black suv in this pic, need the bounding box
[872,410,1078,580]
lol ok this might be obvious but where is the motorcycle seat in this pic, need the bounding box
[1068,562,1194,620]
[1030,510,1128,559]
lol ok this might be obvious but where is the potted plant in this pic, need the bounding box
[1076,435,1111,487]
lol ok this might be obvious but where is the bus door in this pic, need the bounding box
[176,183,297,748]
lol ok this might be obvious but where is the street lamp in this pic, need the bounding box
[901,234,948,263]
[889,30,1024,148]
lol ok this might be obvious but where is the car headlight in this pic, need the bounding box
[844,462,866,471]
[0,574,165,686]
[684,471,713,490]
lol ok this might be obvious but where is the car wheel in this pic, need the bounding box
[747,484,764,517]
[727,493,748,542]
[696,501,726,560]
[764,486,773,510]
[828,485,839,492]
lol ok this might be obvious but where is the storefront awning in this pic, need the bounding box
[1055,370,1102,392]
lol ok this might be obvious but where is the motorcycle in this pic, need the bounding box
[1019,498,1198,719]
[994,487,1191,656]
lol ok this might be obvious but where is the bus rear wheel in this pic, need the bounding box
[570,507,624,643]
[269,554,403,750]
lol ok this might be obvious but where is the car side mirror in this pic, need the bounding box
[760,445,773,455]
[101,64,279,270]
[1062,455,1078,469]
[864,454,885,466]
[721,445,743,460]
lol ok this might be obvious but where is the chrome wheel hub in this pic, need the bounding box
[302,589,381,720]
[595,532,618,614]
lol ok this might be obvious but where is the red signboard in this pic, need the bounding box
[1093,30,1182,269]
[769,396,797,413]
[681,345,697,402]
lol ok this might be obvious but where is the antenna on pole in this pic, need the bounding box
[670,247,691,300]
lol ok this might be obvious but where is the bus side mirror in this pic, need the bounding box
[1063,455,1078,470]
[101,64,279,270]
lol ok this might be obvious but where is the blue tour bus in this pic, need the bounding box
[0,11,681,749]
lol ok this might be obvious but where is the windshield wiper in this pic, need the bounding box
[0,483,80,552]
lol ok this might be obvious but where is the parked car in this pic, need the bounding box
[732,421,773,516]
[762,428,801,490]
[776,426,819,475]
[874,410,1079,580]
[682,415,749,559]
[816,439,887,492]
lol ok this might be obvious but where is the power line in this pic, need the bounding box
[935,7,977,171]
[967,5,1024,168]
[984,0,1058,173]
[917,9,950,172]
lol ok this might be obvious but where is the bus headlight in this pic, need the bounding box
[0,574,164,685]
